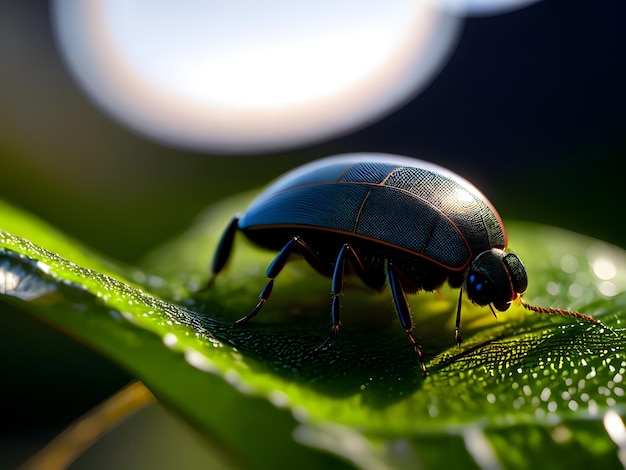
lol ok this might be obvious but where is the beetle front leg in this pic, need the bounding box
[235,236,303,326]
[387,260,428,376]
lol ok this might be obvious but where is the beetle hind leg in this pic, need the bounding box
[387,261,428,376]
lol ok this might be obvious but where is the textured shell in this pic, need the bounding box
[239,154,506,270]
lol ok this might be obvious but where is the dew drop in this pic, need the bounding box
[163,333,178,348]
[185,349,217,373]
[269,390,289,408]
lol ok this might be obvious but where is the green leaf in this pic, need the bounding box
[1,195,625,469]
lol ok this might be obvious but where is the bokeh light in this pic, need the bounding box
[51,0,462,154]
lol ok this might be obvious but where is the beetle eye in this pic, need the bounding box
[466,271,494,306]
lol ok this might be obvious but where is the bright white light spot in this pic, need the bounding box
[51,0,462,154]
[268,390,290,408]
[454,187,476,204]
[604,410,626,451]
[463,427,501,470]
[184,349,217,373]
[592,257,617,280]
[0,268,20,293]
[35,261,52,275]
[0,261,56,301]
[163,333,178,348]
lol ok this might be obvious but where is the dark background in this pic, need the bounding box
[1,0,624,466]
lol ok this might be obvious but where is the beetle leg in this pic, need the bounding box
[235,280,274,326]
[387,261,428,376]
[454,287,463,345]
[315,243,353,352]
[235,236,301,326]
[199,215,240,291]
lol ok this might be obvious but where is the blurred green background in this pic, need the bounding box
[1,0,624,467]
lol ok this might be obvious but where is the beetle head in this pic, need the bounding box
[465,249,528,311]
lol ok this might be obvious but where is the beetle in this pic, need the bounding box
[206,153,601,375]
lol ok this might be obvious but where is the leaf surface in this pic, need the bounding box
[1,196,625,468]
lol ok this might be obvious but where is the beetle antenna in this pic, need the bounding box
[518,296,603,326]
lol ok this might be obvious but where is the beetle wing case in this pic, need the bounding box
[239,154,506,271]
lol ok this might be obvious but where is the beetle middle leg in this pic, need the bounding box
[387,260,428,376]
[314,243,360,353]
[234,236,313,326]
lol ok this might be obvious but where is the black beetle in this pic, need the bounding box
[207,153,600,375]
